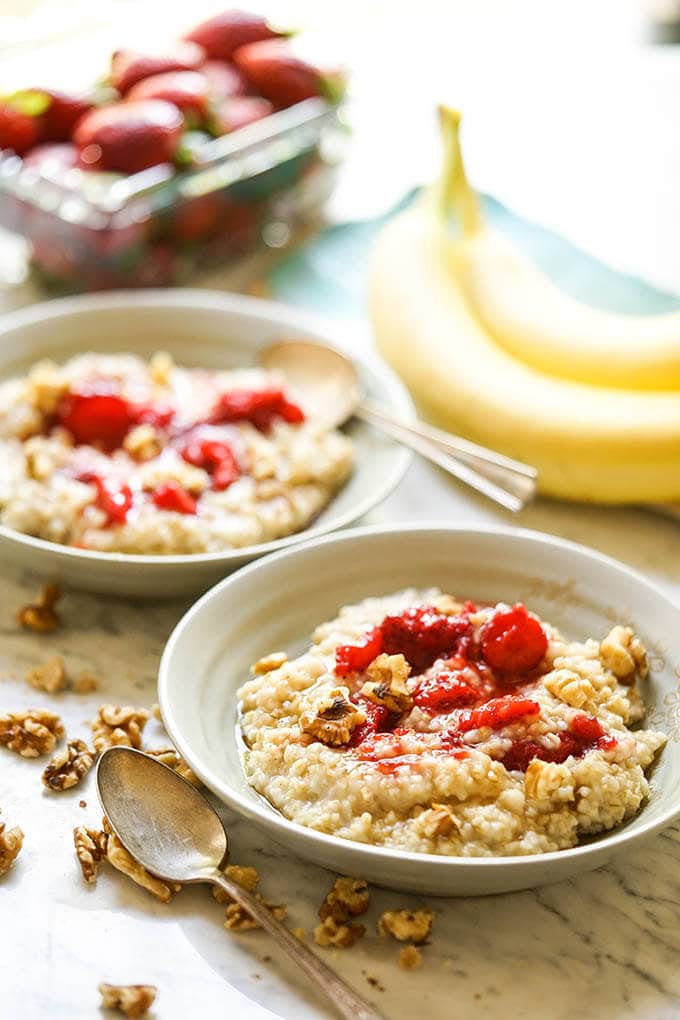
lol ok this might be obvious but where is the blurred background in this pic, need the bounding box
[2,0,680,297]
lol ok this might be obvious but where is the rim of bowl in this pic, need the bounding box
[159,521,680,871]
[0,289,413,568]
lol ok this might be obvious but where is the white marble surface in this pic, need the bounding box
[3,459,680,1020]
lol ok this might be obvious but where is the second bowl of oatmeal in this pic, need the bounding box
[159,524,680,896]
[0,290,412,596]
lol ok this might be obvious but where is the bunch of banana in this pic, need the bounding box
[368,107,680,503]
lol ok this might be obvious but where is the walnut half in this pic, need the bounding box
[43,739,95,791]
[319,876,370,923]
[361,654,412,714]
[99,984,157,1018]
[377,909,434,944]
[0,822,24,876]
[91,705,149,755]
[0,708,64,757]
[299,687,365,746]
[600,626,648,683]
[74,825,109,884]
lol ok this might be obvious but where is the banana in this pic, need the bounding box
[368,108,680,503]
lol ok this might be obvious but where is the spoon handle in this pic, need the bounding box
[211,874,384,1020]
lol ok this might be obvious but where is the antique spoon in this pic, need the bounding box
[96,747,383,1020]
[260,339,537,512]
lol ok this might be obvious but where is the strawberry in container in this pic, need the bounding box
[233,39,344,108]
[110,41,206,94]
[73,100,184,173]
[127,71,212,128]
[184,9,286,60]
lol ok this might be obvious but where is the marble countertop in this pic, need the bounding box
[3,455,680,1020]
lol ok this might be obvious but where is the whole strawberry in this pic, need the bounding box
[211,95,272,134]
[36,89,93,141]
[184,9,284,60]
[110,41,205,94]
[73,100,183,173]
[127,71,211,126]
[233,40,343,109]
[0,92,45,154]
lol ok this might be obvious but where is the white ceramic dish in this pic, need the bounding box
[159,523,680,896]
[0,290,413,597]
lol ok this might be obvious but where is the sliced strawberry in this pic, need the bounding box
[458,696,541,733]
[57,388,135,450]
[335,627,384,678]
[73,100,183,173]
[233,40,343,109]
[110,42,206,94]
[79,472,133,525]
[127,71,211,125]
[201,60,249,100]
[480,604,547,673]
[152,481,197,514]
[209,386,305,429]
[185,10,284,61]
[210,95,272,134]
[180,437,241,491]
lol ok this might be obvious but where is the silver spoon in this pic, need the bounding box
[96,747,383,1020]
[260,339,537,512]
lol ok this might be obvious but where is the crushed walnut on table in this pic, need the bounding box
[99,983,157,1018]
[17,583,62,632]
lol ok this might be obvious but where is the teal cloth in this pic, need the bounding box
[266,192,680,319]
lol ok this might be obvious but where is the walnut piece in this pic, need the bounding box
[150,350,174,387]
[91,705,149,754]
[72,671,99,694]
[378,909,434,944]
[144,748,201,787]
[99,983,157,1018]
[0,708,64,757]
[600,626,648,683]
[105,823,179,903]
[250,651,288,675]
[299,686,366,747]
[224,897,286,931]
[27,359,68,415]
[418,803,458,838]
[17,583,62,632]
[544,668,596,708]
[43,739,95,791]
[361,654,412,714]
[524,759,573,801]
[398,945,423,971]
[74,826,108,884]
[319,876,370,923]
[0,822,24,876]
[431,594,465,616]
[314,916,366,948]
[212,863,260,904]
[123,424,162,462]
[25,655,67,694]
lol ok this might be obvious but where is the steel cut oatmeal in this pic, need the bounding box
[0,352,353,554]
[239,590,666,857]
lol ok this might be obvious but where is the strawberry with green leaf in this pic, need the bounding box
[233,40,344,109]
[0,90,50,154]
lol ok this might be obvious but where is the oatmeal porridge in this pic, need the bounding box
[0,352,353,554]
[239,590,666,857]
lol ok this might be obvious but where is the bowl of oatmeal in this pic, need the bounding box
[0,290,412,596]
[159,524,680,895]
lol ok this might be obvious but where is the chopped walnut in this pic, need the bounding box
[524,759,573,801]
[17,583,62,632]
[104,823,179,903]
[99,983,157,1018]
[600,626,648,683]
[25,655,67,694]
[91,705,149,754]
[144,748,201,786]
[0,708,64,757]
[43,739,95,791]
[398,945,423,971]
[431,594,465,616]
[123,424,162,462]
[378,909,434,944]
[150,350,174,387]
[314,916,366,948]
[212,863,260,904]
[319,876,370,923]
[0,822,24,875]
[224,897,286,931]
[250,651,288,675]
[361,654,412,714]
[27,359,68,415]
[418,803,458,838]
[299,686,366,747]
[544,668,596,708]
[72,670,99,694]
[74,825,109,884]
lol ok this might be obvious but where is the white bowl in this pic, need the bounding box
[0,290,412,597]
[159,523,680,896]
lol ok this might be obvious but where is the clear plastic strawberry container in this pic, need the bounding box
[0,98,343,291]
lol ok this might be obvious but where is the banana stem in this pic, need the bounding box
[436,105,482,236]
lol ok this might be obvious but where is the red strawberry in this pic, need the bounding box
[233,40,343,109]
[185,10,284,61]
[201,60,249,100]
[152,481,197,515]
[127,71,211,124]
[0,99,42,155]
[211,95,272,134]
[73,100,183,173]
[34,89,92,141]
[22,142,79,171]
[110,41,206,94]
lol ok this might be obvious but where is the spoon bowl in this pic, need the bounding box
[261,338,361,429]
